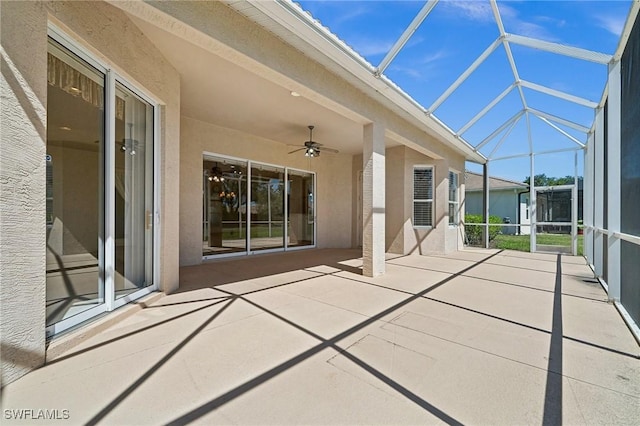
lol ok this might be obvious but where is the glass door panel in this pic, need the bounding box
[114,83,154,299]
[250,164,285,251]
[203,157,248,255]
[46,40,105,326]
[287,170,315,247]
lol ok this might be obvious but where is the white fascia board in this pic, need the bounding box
[244,0,486,163]
[520,80,598,109]
[505,34,612,64]
[527,108,590,134]
[376,0,439,76]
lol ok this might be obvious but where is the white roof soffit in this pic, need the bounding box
[226,0,486,163]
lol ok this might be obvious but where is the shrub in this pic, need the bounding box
[464,214,503,245]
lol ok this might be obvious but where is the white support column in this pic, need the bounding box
[584,136,594,264]
[483,163,490,248]
[607,60,622,301]
[363,123,385,277]
[530,154,536,253]
[594,108,604,277]
[572,151,578,256]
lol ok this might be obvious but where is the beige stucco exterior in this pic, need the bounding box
[1,0,180,385]
[179,116,353,266]
[1,0,473,386]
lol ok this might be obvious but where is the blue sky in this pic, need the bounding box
[296,0,631,182]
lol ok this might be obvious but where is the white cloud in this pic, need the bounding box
[350,38,394,57]
[514,21,559,42]
[440,0,495,23]
[389,64,423,79]
[421,49,449,64]
[333,5,371,25]
[440,0,559,42]
[595,14,625,36]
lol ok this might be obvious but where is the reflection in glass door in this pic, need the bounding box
[46,40,105,327]
[114,83,154,299]
[203,157,248,255]
[45,32,157,337]
[250,164,285,251]
[202,156,316,258]
[287,170,315,248]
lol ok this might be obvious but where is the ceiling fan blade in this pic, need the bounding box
[288,147,306,154]
[320,147,339,154]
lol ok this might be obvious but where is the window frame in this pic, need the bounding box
[449,170,460,226]
[45,23,161,338]
[413,166,434,228]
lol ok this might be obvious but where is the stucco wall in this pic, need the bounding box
[0,0,180,385]
[357,144,465,256]
[385,146,406,254]
[402,147,465,255]
[0,0,48,388]
[180,116,353,266]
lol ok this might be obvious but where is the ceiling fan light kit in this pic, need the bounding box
[288,125,339,158]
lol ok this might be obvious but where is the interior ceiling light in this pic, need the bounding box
[290,91,301,97]
[209,164,225,182]
[59,126,72,131]
[120,123,137,155]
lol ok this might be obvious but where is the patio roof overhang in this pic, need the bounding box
[227,0,640,165]
[225,0,486,164]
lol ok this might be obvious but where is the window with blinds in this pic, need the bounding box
[449,171,459,226]
[413,167,433,227]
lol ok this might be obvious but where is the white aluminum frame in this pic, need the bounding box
[533,184,578,255]
[201,153,318,260]
[448,169,460,227]
[45,25,161,337]
[606,59,621,302]
[593,107,605,278]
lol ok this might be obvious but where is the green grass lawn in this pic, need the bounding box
[492,233,584,256]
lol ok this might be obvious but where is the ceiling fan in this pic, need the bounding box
[288,125,339,157]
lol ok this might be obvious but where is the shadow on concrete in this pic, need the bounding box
[178,248,365,293]
[542,254,564,426]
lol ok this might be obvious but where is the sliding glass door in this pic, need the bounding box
[46,33,157,336]
[287,169,315,248]
[46,39,105,327]
[250,164,285,252]
[114,83,154,299]
[202,156,315,258]
[203,157,248,255]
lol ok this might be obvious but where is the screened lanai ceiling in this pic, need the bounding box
[231,0,634,180]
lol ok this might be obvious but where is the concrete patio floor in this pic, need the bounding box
[2,248,639,425]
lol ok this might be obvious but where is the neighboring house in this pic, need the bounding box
[465,171,529,235]
[1,1,483,385]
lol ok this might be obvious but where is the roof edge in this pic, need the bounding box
[228,0,486,164]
